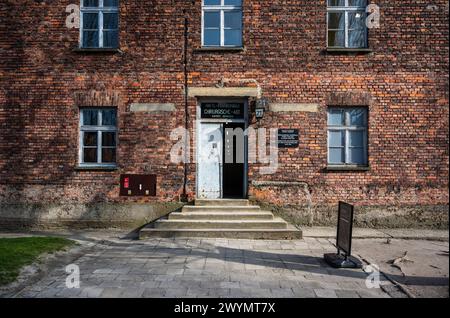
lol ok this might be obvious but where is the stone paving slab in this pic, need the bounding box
[8,237,399,299]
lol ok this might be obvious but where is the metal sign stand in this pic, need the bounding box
[324,202,363,269]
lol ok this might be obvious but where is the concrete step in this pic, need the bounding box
[139,226,303,240]
[139,200,302,240]
[195,199,250,206]
[153,218,288,230]
[182,205,261,213]
[169,211,274,221]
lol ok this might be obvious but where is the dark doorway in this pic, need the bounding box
[222,122,246,199]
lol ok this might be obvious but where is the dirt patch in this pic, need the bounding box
[353,239,449,298]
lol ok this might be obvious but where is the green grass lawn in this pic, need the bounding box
[0,237,75,285]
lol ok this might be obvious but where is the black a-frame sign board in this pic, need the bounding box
[324,202,363,269]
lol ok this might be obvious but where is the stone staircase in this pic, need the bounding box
[139,199,302,240]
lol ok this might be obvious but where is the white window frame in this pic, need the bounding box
[327,107,368,166]
[80,0,119,49]
[202,0,243,48]
[327,0,368,48]
[79,108,118,168]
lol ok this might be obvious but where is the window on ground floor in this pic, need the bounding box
[327,0,368,49]
[202,0,243,47]
[80,0,119,49]
[79,108,117,167]
[327,107,368,166]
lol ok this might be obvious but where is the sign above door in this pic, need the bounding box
[201,103,245,120]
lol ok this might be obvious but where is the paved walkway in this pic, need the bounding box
[10,236,397,298]
[302,227,449,241]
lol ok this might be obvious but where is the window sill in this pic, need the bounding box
[75,165,118,171]
[325,48,373,54]
[194,47,245,53]
[73,48,123,54]
[325,165,370,172]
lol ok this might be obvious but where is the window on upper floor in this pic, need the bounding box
[79,108,117,167]
[80,0,119,49]
[327,107,368,166]
[202,0,243,48]
[327,0,368,49]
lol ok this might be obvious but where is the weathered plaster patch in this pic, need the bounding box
[0,203,184,230]
[188,87,260,98]
[130,103,176,112]
[269,103,319,113]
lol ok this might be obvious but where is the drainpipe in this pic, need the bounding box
[181,9,189,202]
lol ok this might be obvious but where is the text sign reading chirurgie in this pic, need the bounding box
[201,103,245,120]
[278,129,299,148]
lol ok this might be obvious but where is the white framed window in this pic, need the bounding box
[202,0,243,47]
[80,0,119,49]
[327,107,368,166]
[327,0,368,48]
[79,108,117,167]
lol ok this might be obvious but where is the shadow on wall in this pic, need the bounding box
[257,200,449,230]
[251,181,449,229]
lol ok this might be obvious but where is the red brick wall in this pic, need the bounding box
[0,1,448,213]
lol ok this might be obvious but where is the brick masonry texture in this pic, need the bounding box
[0,0,448,228]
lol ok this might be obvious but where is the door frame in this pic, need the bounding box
[196,98,249,199]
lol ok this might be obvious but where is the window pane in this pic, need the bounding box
[348,29,367,48]
[224,11,242,29]
[224,29,242,46]
[83,109,98,125]
[83,148,97,163]
[204,29,220,46]
[83,13,98,29]
[329,148,345,164]
[102,148,116,163]
[349,148,365,164]
[349,0,367,7]
[349,11,366,30]
[349,108,366,126]
[103,30,119,48]
[102,132,116,147]
[224,0,242,6]
[328,109,344,126]
[102,109,117,126]
[83,31,99,48]
[84,132,98,146]
[83,0,99,7]
[349,131,364,147]
[103,13,118,29]
[329,131,344,147]
[204,0,221,5]
[328,30,345,47]
[204,11,220,28]
[328,0,345,6]
[328,12,345,30]
[104,0,118,7]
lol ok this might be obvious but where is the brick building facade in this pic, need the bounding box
[0,0,448,229]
